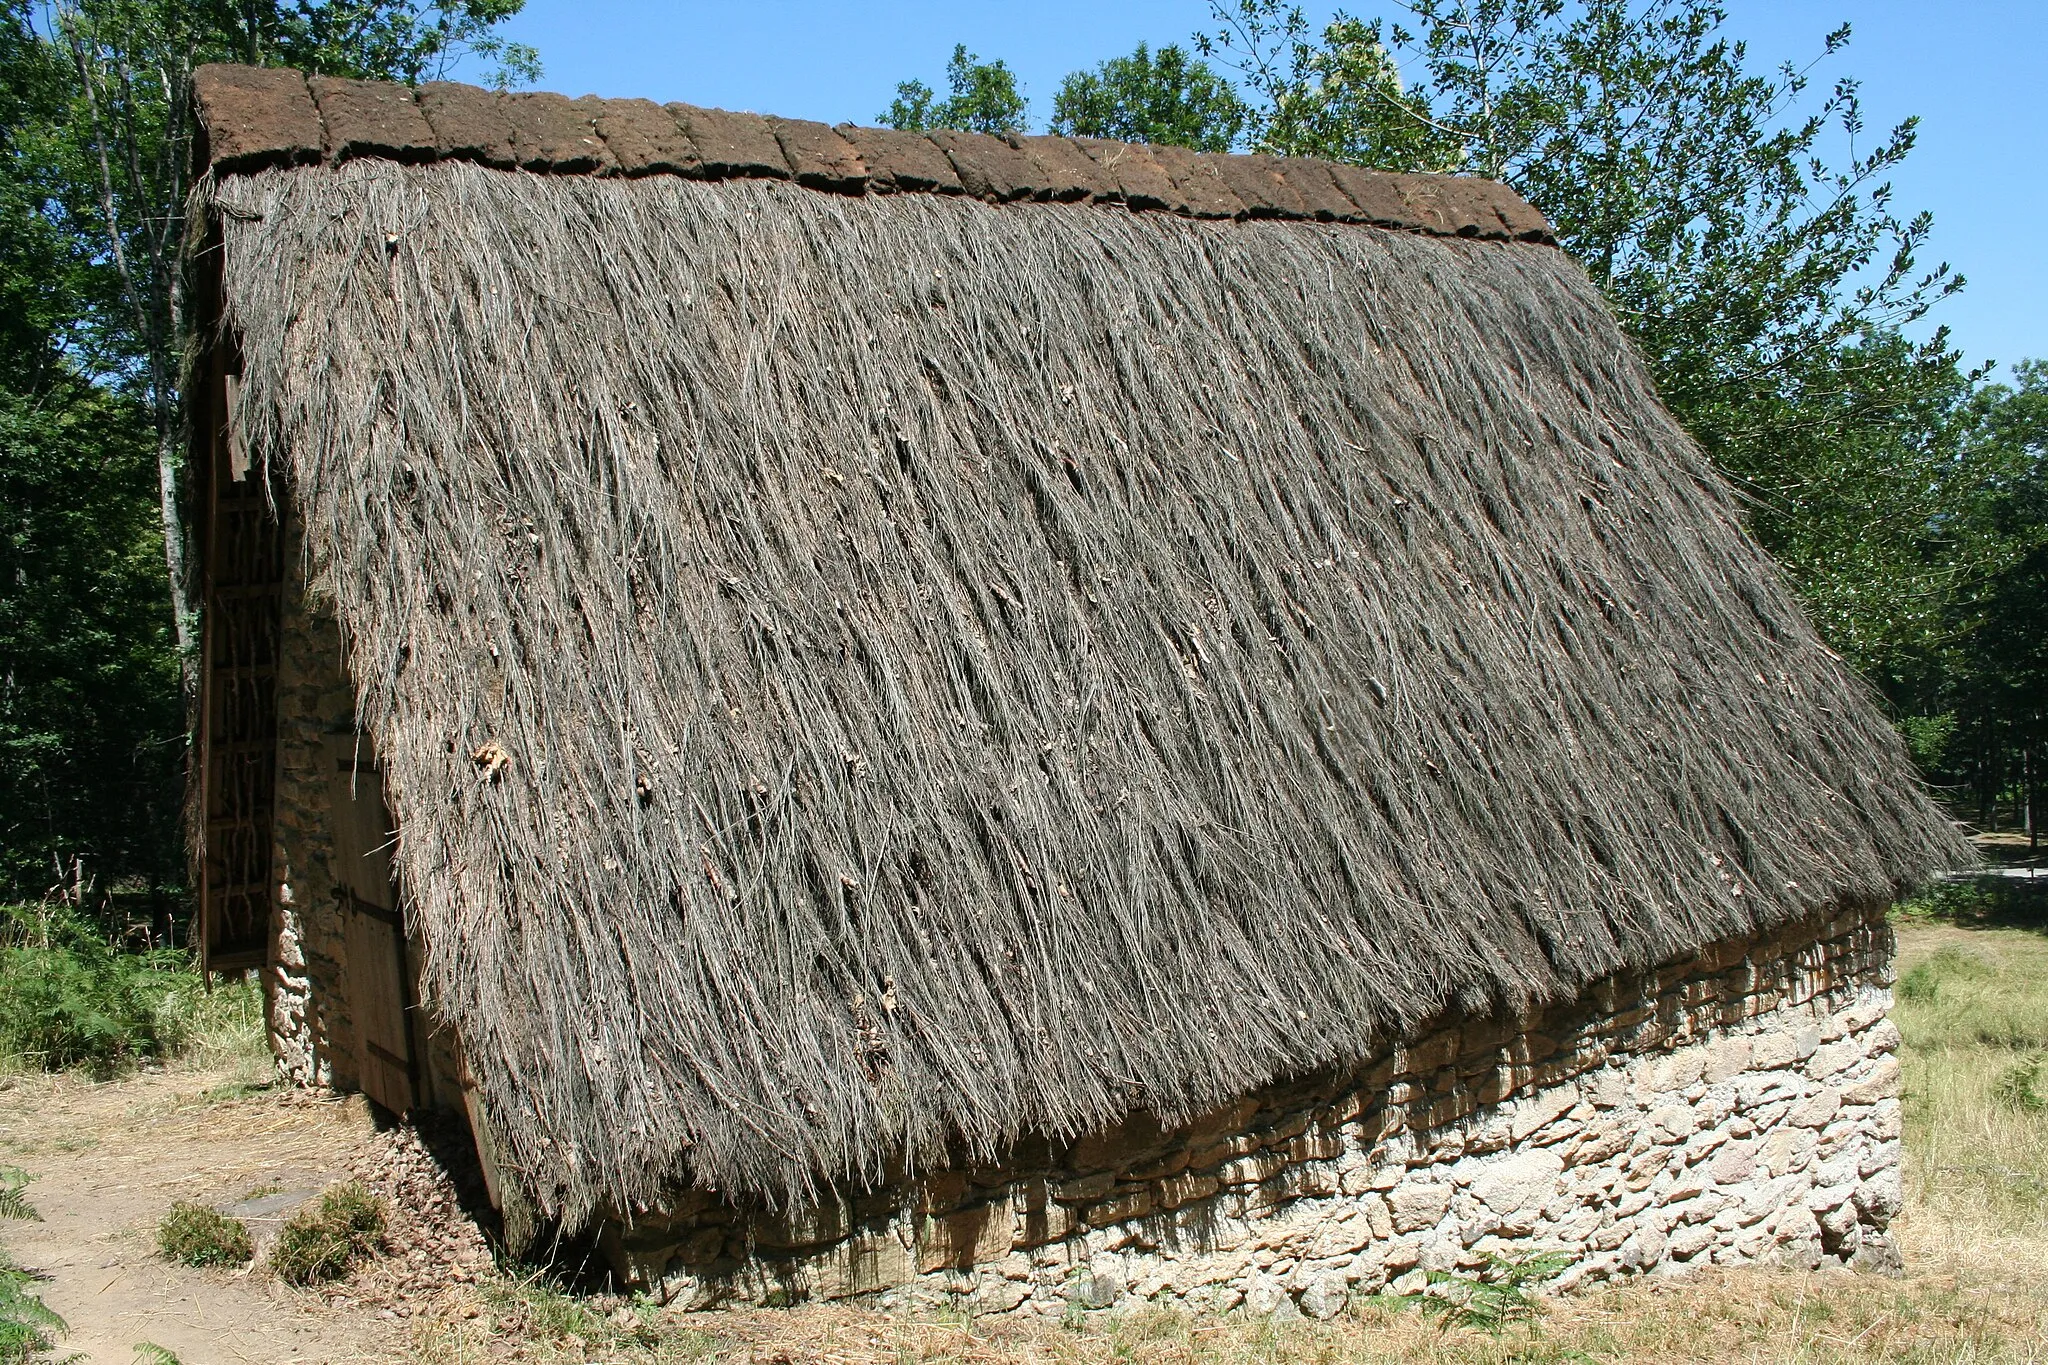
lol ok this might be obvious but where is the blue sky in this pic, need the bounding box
[451,2,2043,379]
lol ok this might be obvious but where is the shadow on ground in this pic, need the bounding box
[1904,872,2048,935]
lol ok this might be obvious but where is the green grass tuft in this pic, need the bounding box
[154,1201,253,1268]
[268,1181,386,1285]
[1991,1054,2048,1114]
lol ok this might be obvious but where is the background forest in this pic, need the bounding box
[2,0,2042,922]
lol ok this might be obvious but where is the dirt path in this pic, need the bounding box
[0,1066,407,1364]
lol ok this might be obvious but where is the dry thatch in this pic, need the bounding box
[204,157,1962,1225]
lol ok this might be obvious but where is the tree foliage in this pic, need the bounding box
[0,6,101,390]
[0,0,535,901]
[1,0,179,899]
[1050,42,1246,151]
[165,0,540,85]
[1901,365,2048,827]
[1196,4,1455,166]
[879,44,1026,135]
[0,384,181,898]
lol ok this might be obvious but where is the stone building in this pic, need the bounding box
[185,64,1963,1314]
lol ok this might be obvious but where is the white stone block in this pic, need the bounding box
[1752,1023,1822,1070]
[1805,1039,1863,1081]
[1299,1273,1348,1320]
[1707,1140,1756,1186]
[1470,1148,1565,1218]
[1838,993,1891,1034]
[1786,1089,1841,1129]
[1510,1082,1581,1142]
[1852,1168,1902,1223]
[1759,1127,1817,1177]
[1840,1055,1901,1106]
[1647,1104,1697,1143]
[1586,1066,1630,1109]
[1666,1222,1716,1260]
[1552,1208,1602,1244]
[1387,1181,1453,1233]
[1618,1222,1666,1270]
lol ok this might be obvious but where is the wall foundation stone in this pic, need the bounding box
[267,515,357,1087]
[603,904,1901,1315]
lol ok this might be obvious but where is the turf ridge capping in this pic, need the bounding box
[189,63,1555,242]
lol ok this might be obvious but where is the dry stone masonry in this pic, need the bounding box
[607,905,1900,1316]
[267,534,466,1109]
[267,515,359,1090]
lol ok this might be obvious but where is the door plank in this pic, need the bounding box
[326,736,415,1114]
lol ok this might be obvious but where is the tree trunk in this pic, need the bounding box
[2026,743,2037,857]
[157,422,197,698]
[64,18,197,700]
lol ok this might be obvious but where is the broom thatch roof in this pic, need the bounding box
[191,66,1964,1225]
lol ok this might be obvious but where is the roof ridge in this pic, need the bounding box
[190,63,1555,243]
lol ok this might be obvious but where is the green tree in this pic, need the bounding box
[0,384,182,900]
[1197,4,1457,165]
[0,2,181,902]
[1907,364,2048,832]
[0,385,181,901]
[0,0,537,902]
[0,5,100,391]
[1050,41,1247,151]
[1736,332,2002,682]
[51,0,538,694]
[879,43,1027,135]
[172,0,540,84]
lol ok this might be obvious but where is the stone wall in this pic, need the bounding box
[606,903,1900,1316]
[267,528,470,1113]
[267,514,359,1088]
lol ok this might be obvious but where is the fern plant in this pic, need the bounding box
[1379,1251,1575,1336]
[0,1167,37,1222]
[0,1250,67,1362]
[0,904,200,1077]
[1434,1251,1573,1334]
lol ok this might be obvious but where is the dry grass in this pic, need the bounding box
[168,970,272,1086]
[1894,909,2048,1253]
[415,1265,2048,1364]
[405,911,2048,1364]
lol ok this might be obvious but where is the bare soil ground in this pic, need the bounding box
[6,914,2047,1364]
[0,1068,406,1362]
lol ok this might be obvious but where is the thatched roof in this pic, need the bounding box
[191,66,1963,1225]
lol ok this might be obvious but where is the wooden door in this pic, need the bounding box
[196,360,283,977]
[326,737,415,1114]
